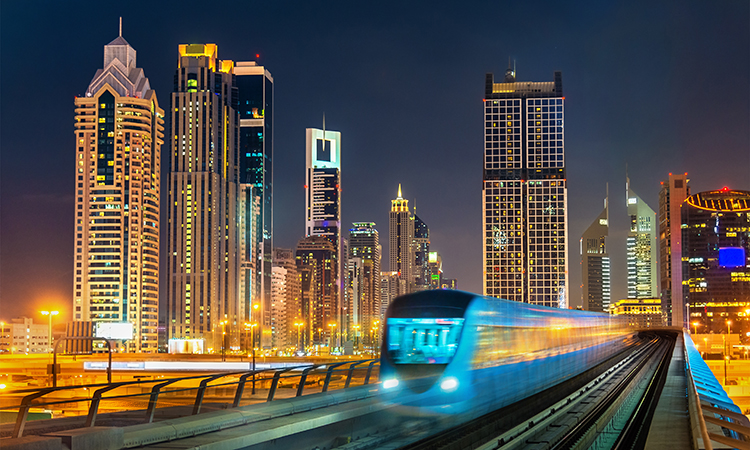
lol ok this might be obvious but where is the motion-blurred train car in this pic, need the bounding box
[379,290,633,419]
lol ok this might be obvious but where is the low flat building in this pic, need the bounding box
[610,298,664,328]
[0,317,49,354]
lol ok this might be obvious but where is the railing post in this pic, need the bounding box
[193,374,231,415]
[12,390,52,438]
[145,379,180,423]
[322,362,347,393]
[267,368,292,402]
[363,360,378,385]
[85,383,124,427]
[344,361,367,388]
[296,365,319,397]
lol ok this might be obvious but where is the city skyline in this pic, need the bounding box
[1,1,749,322]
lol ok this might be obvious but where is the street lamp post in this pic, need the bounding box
[353,325,360,352]
[692,322,699,335]
[220,320,228,362]
[40,311,59,353]
[245,321,258,394]
[328,323,337,350]
[294,322,304,353]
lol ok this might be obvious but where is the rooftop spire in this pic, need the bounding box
[119,17,122,37]
[504,57,516,82]
[397,184,402,199]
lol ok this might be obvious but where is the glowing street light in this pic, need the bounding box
[40,310,59,353]
[692,322,699,335]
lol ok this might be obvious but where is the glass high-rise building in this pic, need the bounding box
[580,193,610,312]
[349,223,381,347]
[73,29,164,352]
[295,236,337,347]
[236,61,273,348]
[413,214,430,291]
[167,44,240,352]
[626,176,658,299]
[658,173,690,326]
[482,66,567,307]
[683,189,750,333]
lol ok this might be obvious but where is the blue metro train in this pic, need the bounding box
[379,290,634,418]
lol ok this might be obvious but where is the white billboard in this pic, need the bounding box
[95,322,134,340]
[168,338,205,354]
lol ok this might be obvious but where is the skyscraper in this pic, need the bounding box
[626,176,658,299]
[580,193,610,312]
[236,61,273,348]
[682,188,750,333]
[305,126,342,341]
[73,27,164,352]
[390,185,414,294]
[658,173,690,326]
[380,271,402,319]
[483,66,568,307]
[413,213,430,291]
[167,44,240,352]
[295,236,337,347]
[348,223,381,347]
[273,248,300,351]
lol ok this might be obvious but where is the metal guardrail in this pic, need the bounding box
[684,331,750,450]
[5,358,379,439]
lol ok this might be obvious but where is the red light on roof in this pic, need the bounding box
[561,96,565,100]
[669,172,672,176]
[256,54,260,58]
[304,185,308,189]
[723,186,730,191]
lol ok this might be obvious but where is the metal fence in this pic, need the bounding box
[4,359,379,439]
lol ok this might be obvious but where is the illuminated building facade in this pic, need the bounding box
[658,173,690,326]
[73,30,164,352]
[413,214,430,291]
[427,252,443,289]
[683,189,750,334]
[348,223,381,347]
[626,176,658,299]
[295,236,337,347]
[273,248,301,350]
[390,185,414,294]
[610,298,663,328]
[270,266,287,349]
[483,67,568,307]
[380,271,402,319]
[1,318,49,354]
[305,127,342,340]
[236,61,273,348]
[580,193,610,312]
[167,44,240,353]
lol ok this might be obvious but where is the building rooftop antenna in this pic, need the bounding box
[119,17,122,37]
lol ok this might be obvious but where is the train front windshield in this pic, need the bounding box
[387,318,464,364]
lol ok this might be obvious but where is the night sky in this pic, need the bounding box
[1,1,748,323]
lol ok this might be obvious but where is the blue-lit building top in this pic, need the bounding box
[236,61,273,346]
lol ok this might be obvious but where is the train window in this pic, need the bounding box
[387,318,464,364]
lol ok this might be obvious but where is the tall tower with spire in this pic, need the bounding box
[73,22,164,352]
[483,65,567,307]
[305,125,343,336]
[390,185,414,294]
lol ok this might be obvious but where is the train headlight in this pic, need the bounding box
[383,378,399,389]
[440,377,459,392]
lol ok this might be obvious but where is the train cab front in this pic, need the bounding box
[379,290,474,408]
